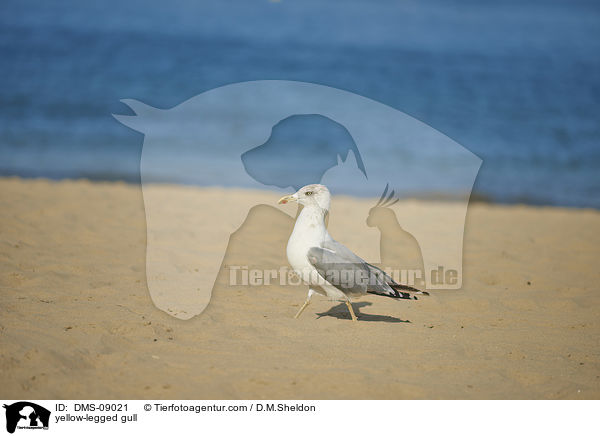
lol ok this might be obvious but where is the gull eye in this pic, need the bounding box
[305,191,313,196]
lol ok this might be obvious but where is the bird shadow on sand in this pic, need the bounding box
[315,302,411,323]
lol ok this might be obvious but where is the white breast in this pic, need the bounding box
[286,206,329,281]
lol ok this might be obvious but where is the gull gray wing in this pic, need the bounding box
[364,262,427,298]
[308,240,426,300]
[321,239,367,264]
[306,245,371,297]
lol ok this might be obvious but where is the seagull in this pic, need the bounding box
[278,184,428,321]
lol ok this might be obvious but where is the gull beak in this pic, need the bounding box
[278,194,297,205]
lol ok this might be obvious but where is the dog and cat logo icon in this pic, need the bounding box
[3,402,50,433]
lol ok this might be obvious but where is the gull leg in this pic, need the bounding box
[294,289,315,319]
[345,300,358,322]
[294,299,310,319]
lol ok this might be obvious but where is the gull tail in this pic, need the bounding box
[390,283,429,299]
[366,263,429,300]
[367,284,429,300]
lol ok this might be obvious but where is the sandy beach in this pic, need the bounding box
[1,177,599,399]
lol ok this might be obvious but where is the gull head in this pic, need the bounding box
[278,184,331,211]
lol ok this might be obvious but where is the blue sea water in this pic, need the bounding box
[1,0,599,207]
